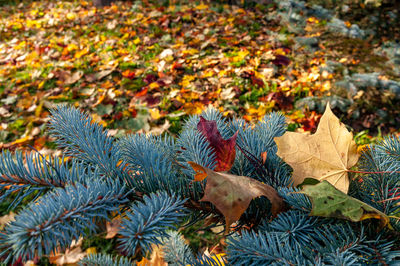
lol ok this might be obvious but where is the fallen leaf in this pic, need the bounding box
[203,249,227,265]
[64,71,83,85]
[0,212,15,230]
[159,48,173,59]
[197,117,238,172]
[137,244,167,266]
[24,260,36,266]
[86,247,97,255]
[92,92,107,108]
[275,103,359,193]
[300,181,390,227]
[189,162,285,232]
[149,108,162,120]
[86,69,114,82]
[49,237,86,265]
[12,135,33,145]
[66,12,77,20]
[272,55,290,66]
[210,253,226,265]
[122,69,135,79]
[105,216,121,239]
[148,120,170,135]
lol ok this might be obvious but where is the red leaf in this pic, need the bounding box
[272,55,290,66]
[251,76,264,87]
[197,117,238,171]
[122,70,136,79]
[144,74,158,84]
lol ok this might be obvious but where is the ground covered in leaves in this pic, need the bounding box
[0,0,399,151]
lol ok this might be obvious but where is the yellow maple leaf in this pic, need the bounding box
[209,253,226,265]
[66,12,77,20]
[181,48,199,56]
[196,3,209,10]
[149,108,162,120]
[232,50,249,62]
[149,82,159,90]
[75,48,89,59]
[183,102,204,115]
[180,75,196,87]
[275,103,359,193]
[133,37,141,45]
[86,247,97,255]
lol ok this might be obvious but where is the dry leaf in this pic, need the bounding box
[203,248,227,265]
[85,69,114,82]
[64,71,83,85]
[105,216,121,239]
[49,237,86,265]
[137,244,167,266]
[0,212,15,230]
[189,162,285,232]
[275,103,359,193]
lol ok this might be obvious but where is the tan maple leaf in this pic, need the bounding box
[105,216,121,239]
[275,103,359,193]
[49,237,86,265]
[0,212,15,230]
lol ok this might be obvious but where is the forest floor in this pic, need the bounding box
[0,0,399,155]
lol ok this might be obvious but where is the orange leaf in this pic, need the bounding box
[188,162,208,181]
[92,92,106,108]
[189,162,285,232]
[135,87,148,97]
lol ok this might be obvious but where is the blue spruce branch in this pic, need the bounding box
[227,231,311,265]
[118,191,187,256]
[79,253,133,266]
[258,210,320,249]
[48,105,126,182]
[163,231,195,266]
[0,179,128,262]
[0,150,91,208]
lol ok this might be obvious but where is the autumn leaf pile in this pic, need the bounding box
[0,0,399,153]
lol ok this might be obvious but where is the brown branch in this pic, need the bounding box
[1,173,65,187]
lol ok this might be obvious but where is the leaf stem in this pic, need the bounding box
[347,169,400,174]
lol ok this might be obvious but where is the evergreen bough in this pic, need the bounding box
[0,105,399,264]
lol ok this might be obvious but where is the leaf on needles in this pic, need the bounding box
[300,181,390,227]
[49,237,86,265]
[197,117,238,171]
[188,162,285,232]
[0,212,15,230]
[105,216,121,239]
[275,103,359,193]
[137,244,167,266]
